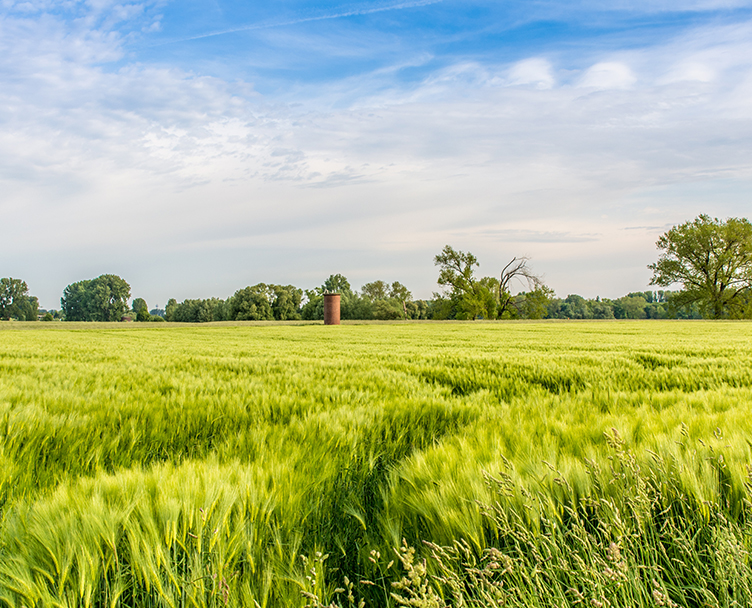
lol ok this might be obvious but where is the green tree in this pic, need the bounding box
[228,285,274,321]
[434,246,499,319]
[323,274,351,294]
[61,280,92,321]
[389,281,412,319]
[361,280,389,301]
[373,299,403,320]
[0,278,38,321]
[132,298,149,321]
[164,298,178,321]
[561,295,591,319]
[472,277,500,319]
[409,300,429,319]
[517,286,556,319]
[61,275,131,321]
[613,295,648,319]
[201,298,227,322]
[388,281,411,301]
[136,308,151,322]
[0,278,27,319]
[360,280,414,319]
[588,297,615,320]
[300,289,324,320]
[19,296,38,320]
[435,246,478,297]
[343,296,374,320]
[132,298,148,313]
[165,298,228,323]
[271,285,303,320]
[649,215,752,319]
[89,275,131,321]
[434,245,477,319]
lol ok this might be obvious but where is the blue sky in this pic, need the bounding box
[2,0,752,308]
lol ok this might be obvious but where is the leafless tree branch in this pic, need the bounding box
[498,257,543,317]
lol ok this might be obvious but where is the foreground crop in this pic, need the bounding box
[0,321,751,607]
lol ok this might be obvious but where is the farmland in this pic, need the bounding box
[1,320,752,608]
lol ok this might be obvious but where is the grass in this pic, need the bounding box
[0,320,751,607]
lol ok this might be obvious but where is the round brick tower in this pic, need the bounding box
[323,293,341,325]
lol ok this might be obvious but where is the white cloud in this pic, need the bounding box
[659,60,716,83]
[2,7,752,306]
[578,61,636,89]
[507,58,555,89]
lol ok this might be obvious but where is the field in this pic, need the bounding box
[1,320,752,608]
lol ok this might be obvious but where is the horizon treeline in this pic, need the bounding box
[4,214,752,322]
[2,273,704,323]
[161,278,700,322]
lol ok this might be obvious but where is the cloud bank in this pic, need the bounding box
[1,2,752,306]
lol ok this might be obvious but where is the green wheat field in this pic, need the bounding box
[1,320,752,608]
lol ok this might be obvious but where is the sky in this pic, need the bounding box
[2,0,752,309]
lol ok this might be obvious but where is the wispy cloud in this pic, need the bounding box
[2,3,752,305]
[472,229,602,244]
[150,0,444,46]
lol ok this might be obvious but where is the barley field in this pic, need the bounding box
[1,320,751,608]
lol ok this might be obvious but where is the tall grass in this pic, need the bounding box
[1,321,751,606]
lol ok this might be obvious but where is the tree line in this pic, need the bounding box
[3,215,751,322]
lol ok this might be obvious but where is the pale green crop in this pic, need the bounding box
[1,320,751,607]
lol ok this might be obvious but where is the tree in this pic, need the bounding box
[361,280,389,301]
[613,295,648,319]
[0,278,39,320]
[90,275,131,321]
[228,285,274,321]
[497,257,542,317]
[300,289,324,320]
[588,297,616,320]
[388,281,411,301]
[165,299,178,322]
[0,278,27,319]
[470,277,499,319]
[517,286,555,319]
[14,295,38,321]
[649,215,752,319]
[323,274,351,294]
[561,294,591,319]
[61,275,131,321]
[136,308,151,322]
[435,246,478,297]
[132,298,149,321]
[408,300,429,320]
[61,280,92,321]
[271,285,303,320]
[433,246,497,319]
[389,281,412,319]
[165,297,228,322]
[132,298,148,313]
[435,246,535,320]
[373,299,403,320]
[360,280,413,319]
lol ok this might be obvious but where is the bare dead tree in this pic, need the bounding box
[498,257,543,317]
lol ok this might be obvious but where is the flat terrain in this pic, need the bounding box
[1,321,751,607]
